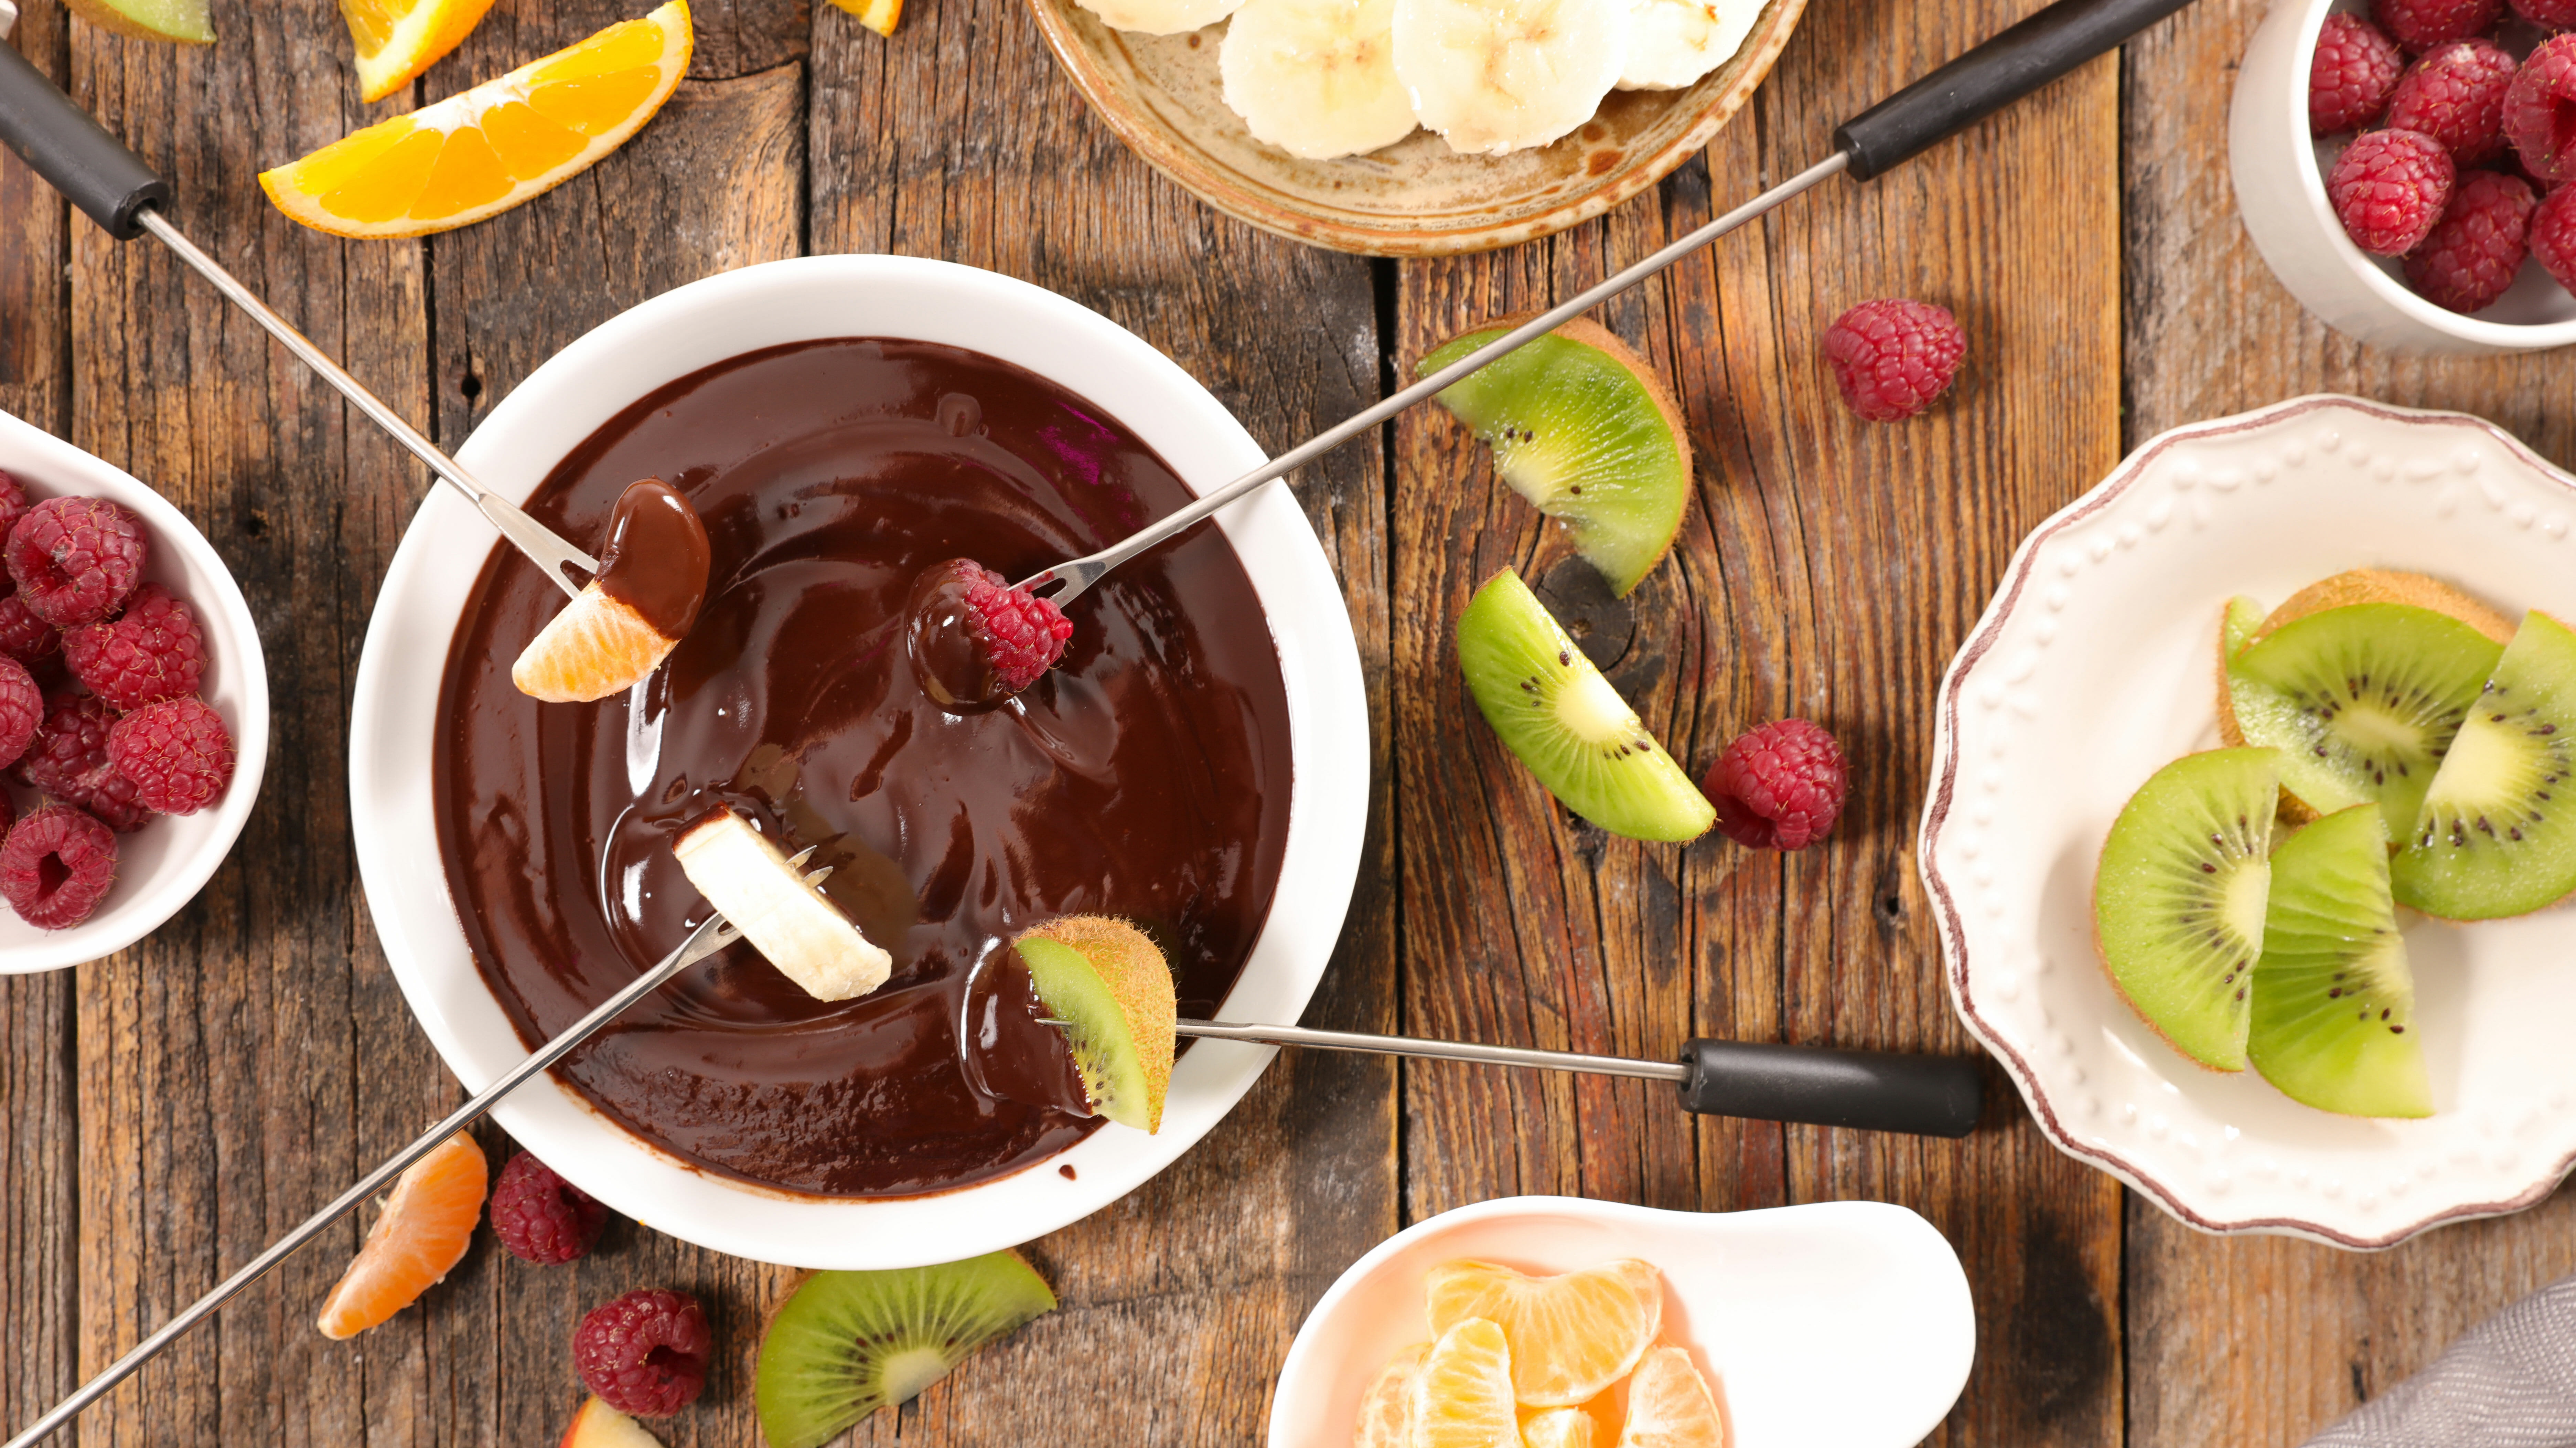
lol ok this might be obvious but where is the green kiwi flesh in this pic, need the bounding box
[1456,568,1713,842]
[1012,922,1174,1132]
[2227,603,2503,840]
[2391,610,2576,919]
[2094,748,2281,1071]
[755,1251,1058,1448]
[2248,805,2431,1117]
[1419,319,1690,597]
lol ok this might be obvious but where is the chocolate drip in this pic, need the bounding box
[593,478,711,638]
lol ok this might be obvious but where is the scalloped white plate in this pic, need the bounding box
[1922,395,2576,1249]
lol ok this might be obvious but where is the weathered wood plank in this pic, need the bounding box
[1393,0,2127,1442]
[2123,1,2576,1443]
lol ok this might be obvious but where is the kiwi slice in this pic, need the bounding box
[2093,748,2281,1071]
[1012,916,1178,1132]
[2226,603,2504,839]
[755,1251,1058,1448]
[2391,610,2576,920]
[2214,595,2265,750]
[2247,805,2431,1118]
[1418,317,1689,597]
[1456,568,1714,843]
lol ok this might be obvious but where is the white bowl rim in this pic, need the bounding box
[0,409,270,972]
[346,254,1370,1267]
[1919,391,2576,1248]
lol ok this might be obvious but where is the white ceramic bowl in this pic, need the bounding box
[1267,1196,1975,1448]
[2231,0,2576,355]
[0,410,268,972]
[348,255,1369,1269]
[1923,394,2576,1248]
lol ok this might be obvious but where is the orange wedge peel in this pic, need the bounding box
[262,1,693,239]
[339,0,497,103]
[315,1132,487,1339]
[828,0,904,36]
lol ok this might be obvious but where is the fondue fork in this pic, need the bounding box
[0,47,596,600]
[0,858,830,1448]
[1012,0,2198,607]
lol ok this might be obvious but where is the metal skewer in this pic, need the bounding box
[0,859,829,1448]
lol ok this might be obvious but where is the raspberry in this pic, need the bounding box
[0,804,117,929]
[573,1288,711,1418]
[956,562,1073,692]
[64,585,205,711]
[2512,0,2576,29]
[0,587,61,668]
[2312,13,2406,134]
[2531,182,2576,291]
[2387,40,2520,165]
[487,1150,609,1264]
[2328,129,2457,253]
[106,696,233,816]
[2405,170,2538,310]
[1702,718,1848,851]
[12,691,150,832]
[2505,35,2576,185]
[0,657,39,772]
[1822,299,1965,422]
[4,497,144,629]
[0,470,26,544]
[2371,0,2500,52]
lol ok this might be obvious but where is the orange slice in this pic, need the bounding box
[315,1132,487,1339]
[1425,1259,1664,1407]
[511,583,681,702]
[340,0,497,103]
[262,1,693,238]
[1522,1406,1597,1448]
[827,0,904,36]
[1413,1318,1520,1448]
[1354,1343,1426,1448]
[1612,1348,1727,1448]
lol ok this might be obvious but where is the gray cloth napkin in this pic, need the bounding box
[2306,1273,2576,1447]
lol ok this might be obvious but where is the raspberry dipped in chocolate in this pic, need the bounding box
[107,696,235,816]
[6,496,145,628]
[2405,170,2539,312]
[487,1149,609,1264]
[574,1288,711,1417]
[904,557,1074,712]
[2386,39,2519,166]
[2311,12,2405,135]
[2327,128,2456,254]
[65,584,205,711]
[0,804,118,930]
[1703,718,1848,851]
[1823,299,1965,422]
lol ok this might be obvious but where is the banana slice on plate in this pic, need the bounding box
[1220,0,1416,160]
[1392,0,1630,156]
[1617,0,1759,91]
[1074,0,1245,35]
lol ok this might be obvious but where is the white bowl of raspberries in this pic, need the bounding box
[2232,0,2576,352]
[0,410,266,968]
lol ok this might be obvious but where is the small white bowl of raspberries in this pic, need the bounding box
[2233,0,2576,353]
[0,411,267,970]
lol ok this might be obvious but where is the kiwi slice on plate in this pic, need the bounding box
[2227,603,2504,840]
[2094,748,2281,1072]
[1419,318,1689,597]
[755,1252,1058,1448]
[1013,916,1178,1132]
[1456,568,1714,843]
[2391,610,2576,920]
[2247,805,2430,1118]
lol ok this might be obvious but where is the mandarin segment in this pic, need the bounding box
[341,0,498,103]
[1613,1348,1726,1448]
[512,583,681,703]
[315,1132,487,1339]
[1353,1343,1426,1448]
[1412,1318,1521,1448]
[1424,1258,1663,1407]
[1521,1406,1597,1448]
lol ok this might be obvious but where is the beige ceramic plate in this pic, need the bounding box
[1028,0,1807,256]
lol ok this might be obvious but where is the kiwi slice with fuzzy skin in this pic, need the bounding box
[754,1252,1058,1448]
[2248,805,2430,1118]
[2227,603,2503,841]
[2248,568,2514,650]
[1419,317,1690,597]
[2094,748,2281,1071]
[1456,568,1713,842]
[1012,915,1177,1132]
[2392,611,2576,920]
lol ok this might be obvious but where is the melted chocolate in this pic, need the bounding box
[432,338,1292,1198]
[904,561,1015,713]
[594,478,711,638]
[958,944,1094,1117]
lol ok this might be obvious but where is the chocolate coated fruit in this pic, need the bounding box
[1013,915,1178,1133]
[755,1252,1057,1448]
[2248,805,2430,1118]
[2094,748,2281,1072]
[2392,610,2576,919]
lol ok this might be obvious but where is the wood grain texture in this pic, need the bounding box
[2122,2,2576,1444]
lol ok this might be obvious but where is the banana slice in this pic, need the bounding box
[1617,0,1758,91]
[1220,0,1417,160]
[673,809,891,1002]
[1392,0,1630,156]
[1073,0,1244,36]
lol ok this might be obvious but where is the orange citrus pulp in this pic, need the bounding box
[1425,1258,1664,1407]
[314,1131,487,1339]
[339,0,497,103]
[1613,1347,1727,1448]
[1412,1318,1521,1448]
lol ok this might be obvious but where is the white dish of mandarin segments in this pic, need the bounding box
[1266,1196,1975,1448]
[0,409,269,973]
[1922,394,2576,1249]
[346,255,1369,1269]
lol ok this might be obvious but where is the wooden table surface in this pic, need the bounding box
[1,0,2572,1442]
